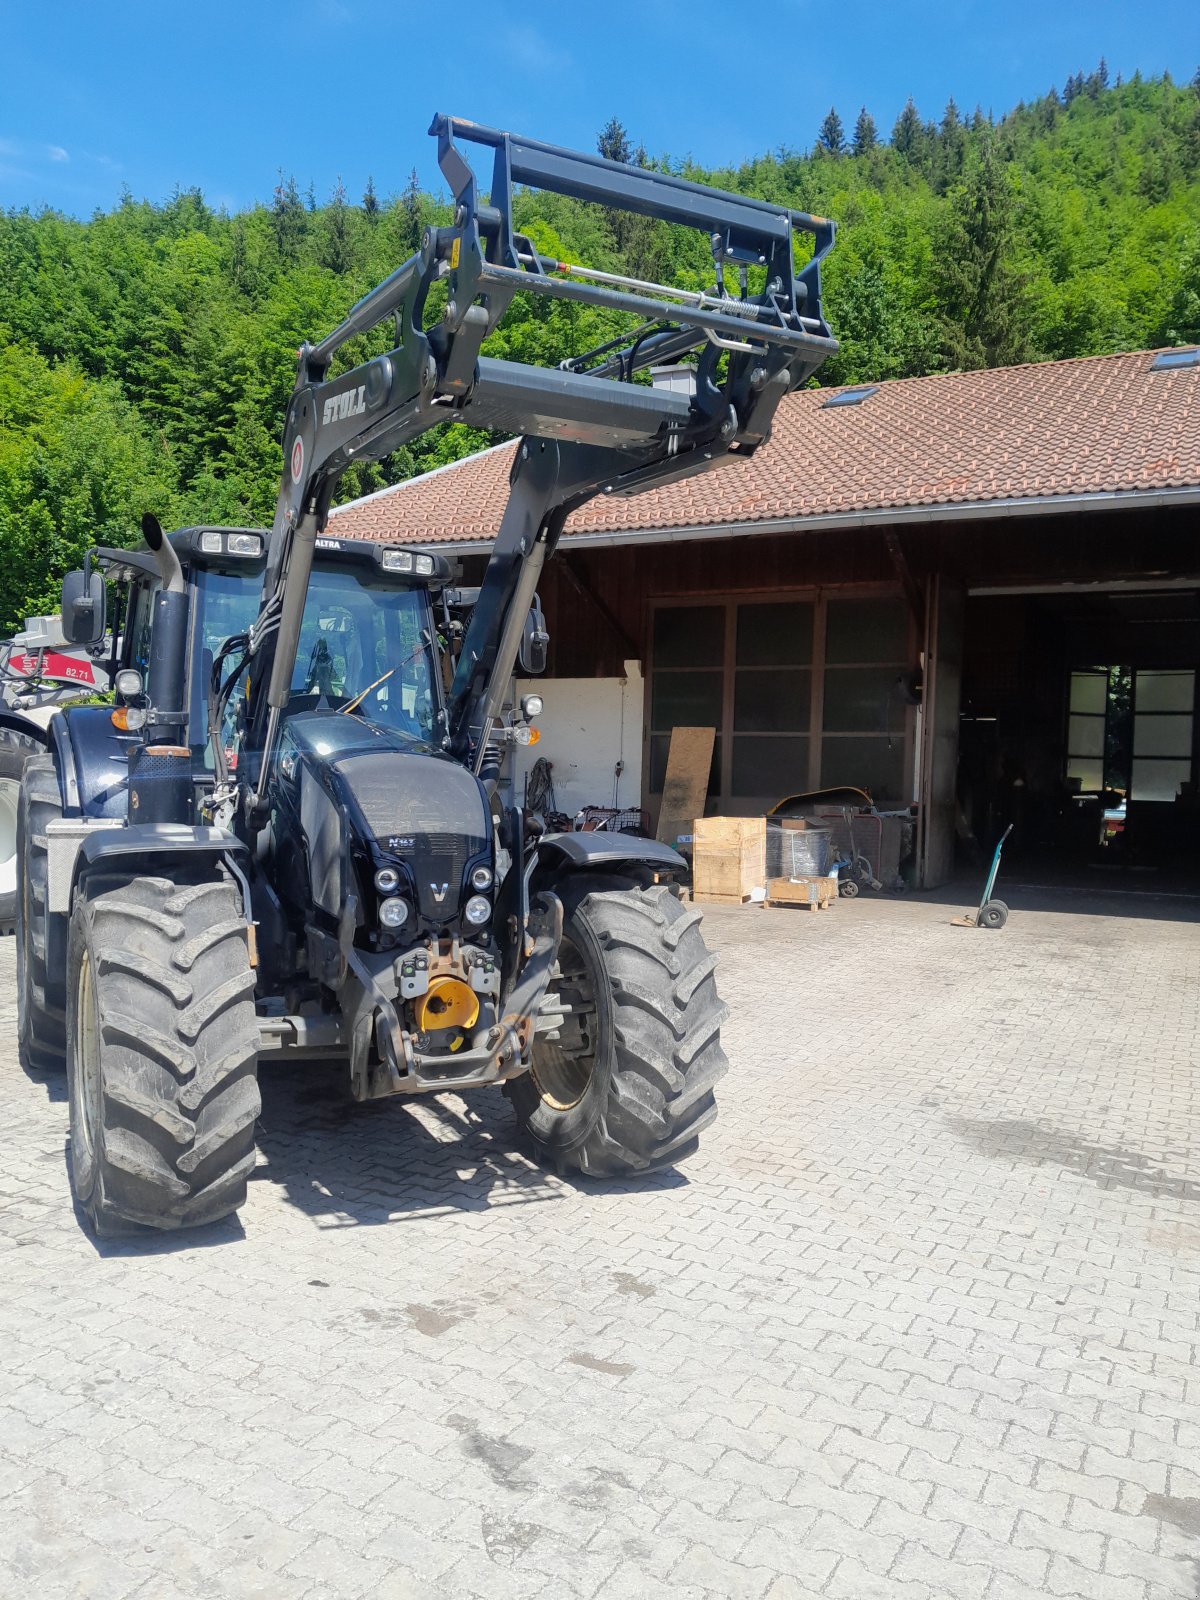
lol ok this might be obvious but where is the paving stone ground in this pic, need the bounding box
[1,891,1199,1600]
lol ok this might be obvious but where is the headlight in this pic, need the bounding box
[381,549,414,573]
[464,895,491,927]
[199,530,224,554]
[470,865,493,891]
[374,866,400,894]
[228,532,263,557]
[521,694,544,719]
[114,668,143,699]
[415,554,434,576]
[379,897,409,929]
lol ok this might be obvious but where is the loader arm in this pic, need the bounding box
[242,113,837,805]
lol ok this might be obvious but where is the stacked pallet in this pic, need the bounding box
[691,817,838,911]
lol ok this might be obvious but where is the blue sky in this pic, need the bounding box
[1,0,1197,216]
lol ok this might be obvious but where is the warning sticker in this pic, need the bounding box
[450,237,460,270]
[290,436,305,484]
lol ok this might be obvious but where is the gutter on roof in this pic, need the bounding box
[429,483,1200,554]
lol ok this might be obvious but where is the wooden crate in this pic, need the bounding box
[692,817,766,904]
[766,874,838,911]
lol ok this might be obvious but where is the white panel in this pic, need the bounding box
[1069,672,1106,715]
[1131,759,1191,802]
[1067,715,1104,757]
[1135,670,1194,712]
[1133,715,1193,758]
[511,662,643,818]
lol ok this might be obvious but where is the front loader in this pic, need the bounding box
[19,115,837,1235]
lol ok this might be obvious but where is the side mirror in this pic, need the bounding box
[518,595,549,676]
[61,568,107,646]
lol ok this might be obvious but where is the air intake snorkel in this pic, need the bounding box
[128,513,194,824]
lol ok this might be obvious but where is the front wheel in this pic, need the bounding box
[66,873,261,1236]
[509,882,728,1176]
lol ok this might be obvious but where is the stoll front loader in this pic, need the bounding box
[17,115,836,1235]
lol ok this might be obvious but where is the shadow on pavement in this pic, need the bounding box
[250,1059,686,1229]
[905,875,1200,924]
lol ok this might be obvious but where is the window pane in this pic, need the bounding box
[1130,759,1190,802]
[819,735,906,800]
[733,668,811,732]
[825,598,909,664]
[1133,715,1193,758]
[650,670,723,730]
[652,606,724,668]
[823,667,907,733]
[1069,672,1107,715]
[649,733,720,797]
[1135,670,1194,713]
[731,736,809,798]
[735,602,813,667]
[1066,758,1104,793]
[1067,715,1105,758]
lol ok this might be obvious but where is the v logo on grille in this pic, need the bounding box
[430,883,449,902]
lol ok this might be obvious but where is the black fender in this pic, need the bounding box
[52,706,132,819]
[74,825,250,904]
[533,830,687,885]
[0,709,50,747]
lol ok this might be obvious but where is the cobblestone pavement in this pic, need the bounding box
[2,893,1199,1600]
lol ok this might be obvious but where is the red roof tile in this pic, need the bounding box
[330,349,1200,547]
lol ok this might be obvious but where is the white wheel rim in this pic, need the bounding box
[0,778,19,899]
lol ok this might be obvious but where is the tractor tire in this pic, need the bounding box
[0,730,40,933]
[16,753,66,1071]
[510,881,728,1176]
[66,873,260,1236]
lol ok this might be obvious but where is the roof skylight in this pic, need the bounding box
[1151,348,1200,372]
[822,386,878,408]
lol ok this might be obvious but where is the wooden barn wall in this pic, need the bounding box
[457,504,1197,681]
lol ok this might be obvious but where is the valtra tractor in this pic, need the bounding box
[16,115,836,1234]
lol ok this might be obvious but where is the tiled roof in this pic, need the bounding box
[330,348,1200,547]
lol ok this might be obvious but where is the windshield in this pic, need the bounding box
[190,563,440,765]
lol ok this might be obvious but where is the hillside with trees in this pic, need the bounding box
[0,67,1198,629]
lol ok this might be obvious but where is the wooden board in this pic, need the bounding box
[655,726,715,850]
[766,875,838,911]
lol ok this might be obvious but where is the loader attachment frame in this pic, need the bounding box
[240,113,837,808]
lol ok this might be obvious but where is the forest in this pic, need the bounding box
[0,66,1198,632]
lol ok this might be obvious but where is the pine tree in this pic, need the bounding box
[362,176,378,219]
[398,167,422,252]
[892,97,924,160]
[272,172,306,263]
[852,107,878,156]
[934,134,1031,369]
[936,97,967,189]
[1097,56,1110,88]
[597,117,632,164]
[817,107,846,155]
[322,177,352,274]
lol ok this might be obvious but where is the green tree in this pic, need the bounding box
[934,136,1032,368]
[597,117,632,164]
[817,107,846,156]
[852,108,878,156]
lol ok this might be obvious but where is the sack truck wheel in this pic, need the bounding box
[66,874,260,1237]
[16,752,67,1071]
[978,900,1009,930]
[508,882,728,1176]
[0,731,40,934]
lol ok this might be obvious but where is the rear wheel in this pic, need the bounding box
[66,873,261,1235]
[0,732,40,932]
[510,882,728,1176]
[16,753,66,1071]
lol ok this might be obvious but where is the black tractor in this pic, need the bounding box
[17,114,836,1235]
